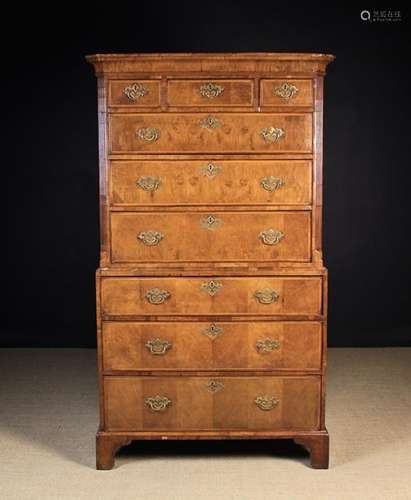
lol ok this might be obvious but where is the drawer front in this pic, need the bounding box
[110,211,311,263]
[104,375,320,431]
[110,160,312,207]
[167,79,253,107]
[102,321,322,371]
[260,80,313,107]
[109,113,312,153]
[108,80,161,107]
[100,277,322,317]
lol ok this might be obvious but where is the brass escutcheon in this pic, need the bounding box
[199,82,225,99]
[254,288,279,305]
[274,82,299,100]
[136,127,161,143]
[200,214,223,230]
[199,115,222,130]
[137,230,164,246]
[201,323,224,340]
[256,338,281,353]
[205,379,224,393]
[145,288,171,305]
[137,176,161,192]
[200,162,222,178]
[200,280,223,296]
[258,229,284,246]
[124,82,149,100]
[254,395,279,411]
[260,127,285,143]
[260,176,285,193]
[145,338,172,355]
[145,395,172,412]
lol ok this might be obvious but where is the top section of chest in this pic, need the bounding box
[86,53,334,113]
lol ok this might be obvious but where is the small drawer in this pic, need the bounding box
[104,375,321,431]
[167,79,253,107]
[102,321,322,371]
[110,211,311,263]
[100,276,323,317]
[110,159,312,207]
[109,113,312,154]
[108,80,161,107]
[260,80,313,107]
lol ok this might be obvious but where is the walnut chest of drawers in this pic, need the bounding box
[86,53,334,469]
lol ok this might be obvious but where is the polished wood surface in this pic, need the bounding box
[167,79,254,107]
[102,321,322,371]
[87,52,334,469]
[104,375,321,431]
[260,79,313,108]
[101,277,322,316]
[109,159,312,207]
[109,113,312,154]
[86,52,335,77]
[110,211,311,263]
[108,80,161,107]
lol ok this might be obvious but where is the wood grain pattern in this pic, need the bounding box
[108,80,161,107]
[110,211,311,263]
[98,267,328,277]
[167,79,253,106]
[100,277,322,316]
[109,113,312,154]
[96,434,131,470]
[86,52,334,470]
[260,79,313,108]
[86,52,335,77]
[109,159,312,207]
[102,321,322,371]
[104,375,321,431]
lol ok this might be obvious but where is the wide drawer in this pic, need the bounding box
[102,321,322,371]
[110,211,310,263]
[100,277,323,317]
[109,113,312,153]
[167,79,253,107]
[108,80,161,107]
[110,160,312,207]
[104,375,321,431]
[260,79,313,107]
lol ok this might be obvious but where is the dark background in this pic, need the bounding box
[3,4,411,347]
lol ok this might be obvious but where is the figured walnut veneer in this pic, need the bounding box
[87,52,334,470]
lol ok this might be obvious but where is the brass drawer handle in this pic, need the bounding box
[145,338,172,355]
[205,379,224,393]
[201,280,223,296]
[137,230,164,246]
[256,338,280,353]
[145,395,172,412]
[199,82,224,99]
[201,323,224,340]
[145,288,171,305]
[137,176,161,192]
[200,162,222,178]
[260,176,285,192]
[254,288,279,305]
[260,127,285,143]
[255,395,279,411]
[259,229,284,246]
[274,82,299,100]
[200,214,223,230]
[124,82,149,100]
[136,127,161,143]
[199,115,222,130]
